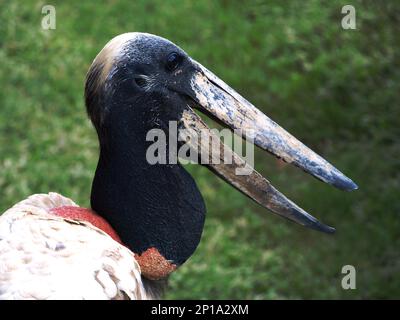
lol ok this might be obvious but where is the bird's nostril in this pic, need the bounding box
[134,76,147,88]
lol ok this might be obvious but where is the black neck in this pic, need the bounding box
[90,105,205,265]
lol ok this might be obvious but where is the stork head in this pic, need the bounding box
[85,33,357,280]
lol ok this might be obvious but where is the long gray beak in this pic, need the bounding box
[179,60,358,233]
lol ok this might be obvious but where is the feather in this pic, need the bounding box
[0,193,151,300]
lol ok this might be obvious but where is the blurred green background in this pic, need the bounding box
[0,0,399,299]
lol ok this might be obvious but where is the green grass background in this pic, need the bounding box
[0,0,399,299]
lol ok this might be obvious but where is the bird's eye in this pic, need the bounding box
[134,76,147,88]
[166,52,182,71]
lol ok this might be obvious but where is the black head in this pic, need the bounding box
[84,33,357,280]
[85,33,195,142]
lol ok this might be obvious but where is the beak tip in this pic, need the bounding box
[318,224,336,234]
[302,215,335,234]
[330,171,358,191]
[347,180,359,191]
[336,178,358,192]
[290,206,336,234]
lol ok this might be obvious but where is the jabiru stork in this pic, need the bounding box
[0,33,357,300]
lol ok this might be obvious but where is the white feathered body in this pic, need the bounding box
[0,193,150,300]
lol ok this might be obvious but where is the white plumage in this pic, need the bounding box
[0,193,149,300]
